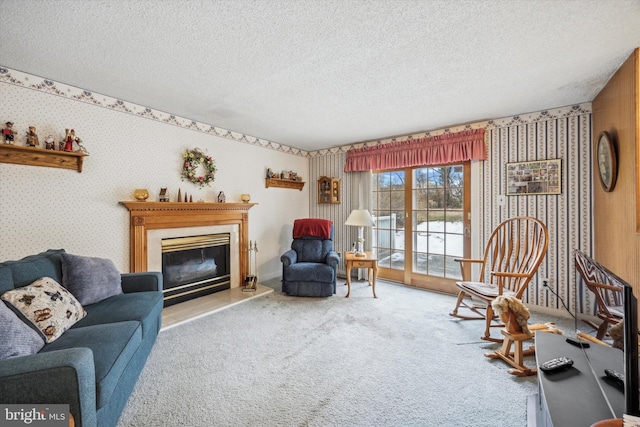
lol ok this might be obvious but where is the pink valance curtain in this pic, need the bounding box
[344,129,486,172]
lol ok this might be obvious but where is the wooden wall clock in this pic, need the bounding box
[596,131,617,192]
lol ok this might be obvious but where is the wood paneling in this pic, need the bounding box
[592,49,640,291]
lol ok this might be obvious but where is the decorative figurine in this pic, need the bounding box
[76,137,88,154]
[25,126,39,147]
[159,188,169,202]
[217,191,226,203]
[2,121,16,144]
[44,135,56,150]
[62,128,79,151]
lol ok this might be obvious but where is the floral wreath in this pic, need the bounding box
[181,148,217,188]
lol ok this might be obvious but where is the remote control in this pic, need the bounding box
[566,337,590,348]
[540,357,574,372]
[604,369,625,390]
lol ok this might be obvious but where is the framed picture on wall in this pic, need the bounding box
[506,159,562,196]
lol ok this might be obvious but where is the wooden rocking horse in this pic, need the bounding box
[485,295,561,376]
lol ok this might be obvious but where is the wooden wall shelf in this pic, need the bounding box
[265,178,305,191]
[0,144,88,173]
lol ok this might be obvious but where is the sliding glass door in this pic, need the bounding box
[372,163,470,292]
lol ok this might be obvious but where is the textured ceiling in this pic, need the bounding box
[1,0,639,152]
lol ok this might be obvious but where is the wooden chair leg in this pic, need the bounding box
[481,304,504,342]
[450,290,467,316]
[449,291,486,320]
[485,329,537,376]
[596,320,610,340]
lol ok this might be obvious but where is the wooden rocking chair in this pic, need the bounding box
[449,216,549,342]
[574,249,624,340]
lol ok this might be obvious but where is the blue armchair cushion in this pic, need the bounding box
[0,301,45,360]
[1,277,86,343]
[291,238,333,263]
[284,262,335,283]
[61,253,123,305]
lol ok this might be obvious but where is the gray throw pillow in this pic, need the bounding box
[0,300,45,360]
[61,253,123,305]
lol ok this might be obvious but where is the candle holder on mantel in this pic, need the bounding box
[243,240,258,292]
[133,188,149,201]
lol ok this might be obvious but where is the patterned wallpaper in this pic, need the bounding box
[310,104,595,317]
[483,105,593,316]
[0,69,310,279]
[1,65,595,316]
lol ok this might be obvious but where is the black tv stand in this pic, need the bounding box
[530,332,624,426]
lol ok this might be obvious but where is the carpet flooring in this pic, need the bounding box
[117,278,578,427]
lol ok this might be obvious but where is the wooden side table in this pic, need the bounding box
[345,251,378,298]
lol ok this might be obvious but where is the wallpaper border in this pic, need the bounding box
[0,65,310,157]
[0,65,592,159]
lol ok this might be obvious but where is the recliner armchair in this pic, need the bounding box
[281,218,339,297]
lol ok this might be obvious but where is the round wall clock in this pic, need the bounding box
[596,131,617,192]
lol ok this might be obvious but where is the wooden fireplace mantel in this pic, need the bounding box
[120,201,257,278]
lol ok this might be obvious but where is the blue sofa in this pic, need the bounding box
[0,249,163,427]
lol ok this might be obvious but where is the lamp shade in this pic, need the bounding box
[345,209,375,227]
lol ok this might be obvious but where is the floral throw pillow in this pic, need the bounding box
[1,277,86,343]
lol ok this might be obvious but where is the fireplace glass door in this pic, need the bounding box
[161,233,231,306]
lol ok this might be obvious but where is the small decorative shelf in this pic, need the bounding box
[0,144,88,173]
[265,178,305,191]
[318,176,340,204]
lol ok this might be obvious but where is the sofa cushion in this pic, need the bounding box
[284,262,335,283]
[0,300,45,360]
[40,321,142,409]
[0,267,13,294]
[73,291,163,339]
[1,277,86,343]
[61,253,123,305]
[0,249,65,289]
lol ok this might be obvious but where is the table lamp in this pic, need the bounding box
[345,209,375,257]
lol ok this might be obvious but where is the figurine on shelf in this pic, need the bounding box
[62,128,79,151]
[217,191,226,203]
[2,121,16,144]
[25,126,39,147]
[76,137,88,154]
[159,187,169,202]
[44,135,56,150]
